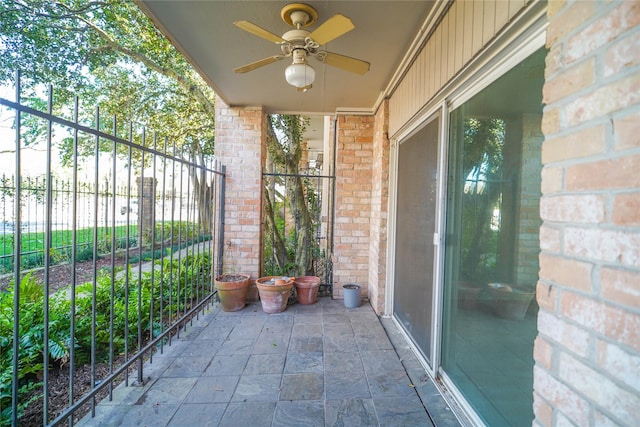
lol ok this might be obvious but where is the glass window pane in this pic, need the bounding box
[441,47,546,426]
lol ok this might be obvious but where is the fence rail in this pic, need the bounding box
[0,73,226,426]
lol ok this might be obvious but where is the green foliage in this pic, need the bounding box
[0,274,71,424]
[459,118,506,282]
[0,252,211,425]
[0,0,216,158]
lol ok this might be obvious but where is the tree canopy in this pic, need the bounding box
[0,0,215,153]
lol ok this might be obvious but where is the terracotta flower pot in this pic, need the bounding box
[294,276,321,305]
[214,273,250,312]
[256,276,294,313]
[458,281,482,310]
[487,283,535,320]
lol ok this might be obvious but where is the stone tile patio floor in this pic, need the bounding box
[79,297,462,426]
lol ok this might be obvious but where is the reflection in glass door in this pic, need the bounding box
[441,48,546,426]
[393,116,439,364]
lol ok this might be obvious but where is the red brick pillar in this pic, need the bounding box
[333,114,374,300]
[214,95,265,290]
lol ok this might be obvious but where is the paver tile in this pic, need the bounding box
[374,396,435,426]
[325,371,370,400]
[325,398,378,427]
[216,337,255,355]
[289,336,323,352]
[273,400,324,427]
[280,373,324,400]
[116,403,178,427]
[80,298,457,427]
[183,375,239,403]
[204,353,250,376]
[219,402,276,427]
[232,374,282,402]
[361,349,404,375]
[167,403,226,427]
[324,351,364,373]
[244,353,287,374]
[284,351,323,373]
[163,356,213,377]
[139,377,197,405]
[368,370,416,398]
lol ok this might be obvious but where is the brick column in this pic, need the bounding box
[368,101,390,314]
[136,177,156,247]
[333,114,374,299]
[534,2,640,426]
[516,113,543,285]
[214,95,265,286]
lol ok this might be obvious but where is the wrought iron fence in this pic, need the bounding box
[1,174,136,273]
[0,73,225,426]
[262,164,334,293]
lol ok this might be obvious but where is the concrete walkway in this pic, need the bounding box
[79,297,461,426]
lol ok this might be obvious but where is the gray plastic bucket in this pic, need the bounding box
[343,284,361,308]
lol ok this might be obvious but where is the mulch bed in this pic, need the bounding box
[0,256,127,294]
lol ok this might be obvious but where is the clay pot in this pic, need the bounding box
[487,283,535,320]
[214,274,250,312]
[294,276,321,305]
[256,276,294,314]
[458,281,482,310]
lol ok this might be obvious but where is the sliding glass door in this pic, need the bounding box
[441,48,546,426]
[393,115,440,365]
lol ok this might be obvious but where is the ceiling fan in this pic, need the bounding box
[233,3,370,92]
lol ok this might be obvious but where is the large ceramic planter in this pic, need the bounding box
[487,283,535,320]
[294,276,321,305]
[256,276,294,314]
[458,281,482,310]
[214,273,250,312]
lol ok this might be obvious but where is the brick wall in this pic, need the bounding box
[214,96,265,281]
[534,1,640,426]
[333,114,375,299]
[516,114,543,285]
[368,101,390,314]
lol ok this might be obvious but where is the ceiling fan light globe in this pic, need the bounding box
[285,63,315,88]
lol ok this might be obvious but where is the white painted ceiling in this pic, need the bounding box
[138,1,435,115]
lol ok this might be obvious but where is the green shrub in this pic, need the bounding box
[0,252,211,425]
[0,273,71,425]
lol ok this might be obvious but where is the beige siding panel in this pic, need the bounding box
[463,0,475,64]
[509,0,527,19]
[448,7,457,80]
[455,1,465,73]
[441,10,449,82]
[472,0,484,54]
[389,0,531,136]
[428,36,436,99]
[409,64,417,114]
[435,25,443,90]
[419,49,428,103]
[495,1,510,30]
[483,0,496,45]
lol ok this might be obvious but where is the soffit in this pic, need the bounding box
[138,1,435,114]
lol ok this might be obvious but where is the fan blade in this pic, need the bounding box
[234,56,285,73]
[307,14,354,45]
[234,20,285,43]
[322,52,370,75]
